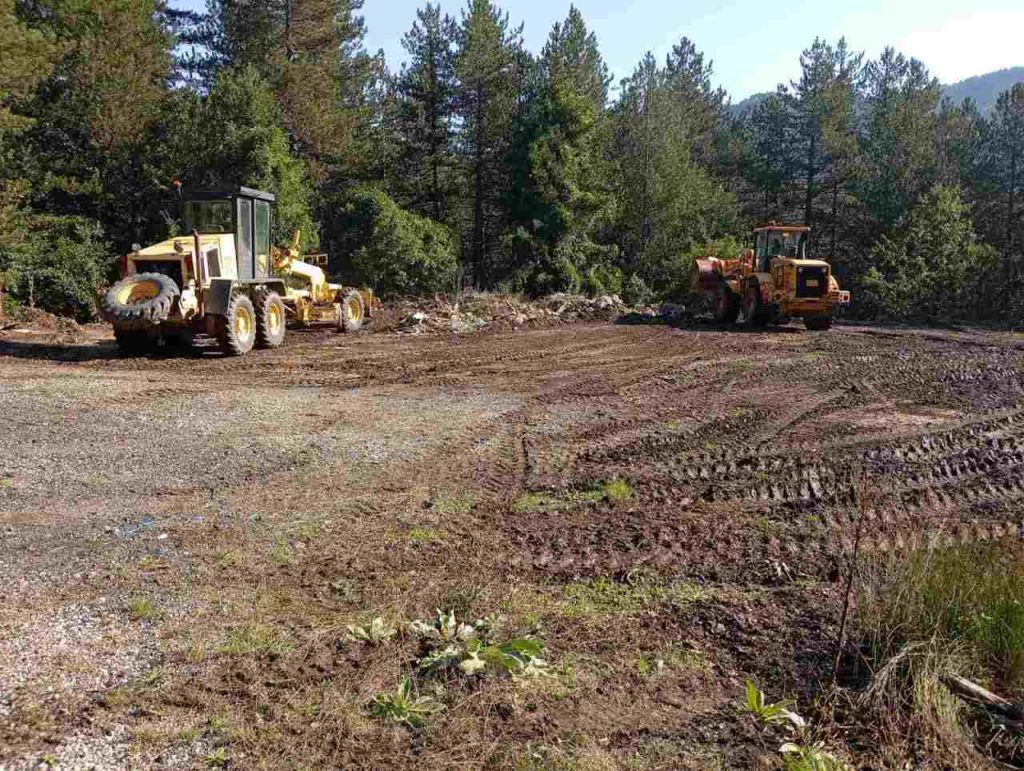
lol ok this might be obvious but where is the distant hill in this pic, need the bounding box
[727,67,1024,117]
[941,67,1024,113]
[728,92,771,117]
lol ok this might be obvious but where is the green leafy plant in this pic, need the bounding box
[743,681,848,770]
[367,677,442,728]
[744,680,804,727]
[203,747,229,768]
[411,609,548,678]
[346,616,398,645]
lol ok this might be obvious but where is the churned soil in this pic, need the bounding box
[2,317,1023,769]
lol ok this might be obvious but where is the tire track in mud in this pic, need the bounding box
[497,328,1024,579]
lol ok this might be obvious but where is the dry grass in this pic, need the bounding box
[852,541,1024,766]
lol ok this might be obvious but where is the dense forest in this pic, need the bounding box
[0,0,1022,322]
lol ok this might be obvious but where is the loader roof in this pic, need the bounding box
[186,186,276,203]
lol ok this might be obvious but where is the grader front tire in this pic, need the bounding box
[215,293,257,356]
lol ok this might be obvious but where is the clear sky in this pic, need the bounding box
[174,0,1024,99]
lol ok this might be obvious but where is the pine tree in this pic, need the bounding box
[859,47,940,230]
[503,6,613,289]
[610,45,739,293]
[788,37,862,245]
[986,83,1024,253]
[0,0,56,134]
[193,64,317,245]
[749,91,799,220]
[394,4,458,221]
[455,0,526,286]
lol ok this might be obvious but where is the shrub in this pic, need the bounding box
[858,186,996,321]
[0,214,112,320]
[621,274,653,306]
[334,187,458,296]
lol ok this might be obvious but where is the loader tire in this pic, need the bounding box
[339,289,365,332]
[255,291,286,349]
[713,288,740,323]
[743,283,769,327]
[102,273,179,324]
[215,292,257,356]
[114,327,154,355]
[804,316,833,331]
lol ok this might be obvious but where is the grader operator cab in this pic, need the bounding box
[691,223,850,331]
[101,187,374,355]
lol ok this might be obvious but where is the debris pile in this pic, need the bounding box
[381,292,640,335]
[0,307,86,342]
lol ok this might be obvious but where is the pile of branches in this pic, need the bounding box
[377,292,637,335]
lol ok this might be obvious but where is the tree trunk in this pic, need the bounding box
[472,84,486,287]
[831,174,839,258]
[1008,147,1018,252]
[804,133,816,230]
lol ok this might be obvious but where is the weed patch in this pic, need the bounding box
[218,623,292,657]
[127,596,161,621]
[562,576,709,617]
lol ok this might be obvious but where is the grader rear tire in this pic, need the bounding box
[339,290,365,333]
[255,291,286,349]
[215,293,257,356]
[805,316,833,331]
[114,327,155,355]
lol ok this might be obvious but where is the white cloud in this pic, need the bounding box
[897,8,1024,83]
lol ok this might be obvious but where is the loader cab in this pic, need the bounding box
[183,187,275,281]
[754,225,808,271]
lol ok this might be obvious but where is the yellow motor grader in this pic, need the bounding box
[101,187,375,354]
[691,223,850,330]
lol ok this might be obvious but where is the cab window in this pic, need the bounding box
[254,199,271,276]
[183,200,233,234]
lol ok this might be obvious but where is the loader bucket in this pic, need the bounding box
[691,258,721,294]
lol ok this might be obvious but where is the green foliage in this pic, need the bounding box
[0,208,111,320]
[621,274,653,306]
[859,185,996,320]
[0,1,1021,323]
[744,681,848,770]
[0,0,56,133]
[455,0,527,284]
[335,186,457,295]
[393,4,459,222]
[192,64,317,248]
[367,677,442,728]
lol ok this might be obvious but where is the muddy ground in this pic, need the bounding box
[2,318,1023,769]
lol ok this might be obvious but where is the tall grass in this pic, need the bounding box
[858,542,1024,691]
[854,541,1024,765]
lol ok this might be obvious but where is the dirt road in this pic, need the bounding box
[2,320,1023,768]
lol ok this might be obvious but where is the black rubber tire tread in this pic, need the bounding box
[163,328,194,349]
[339,289,365,332]
[215,293,257,356]
[744,283,769,327]
[254,291,287,349]
[102,272,179,324]
[113,327,154,355]
[805,316,833,331]
[713,288,740,324]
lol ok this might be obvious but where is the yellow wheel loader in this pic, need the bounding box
[101,187,375,355]
[691,223,850,330]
